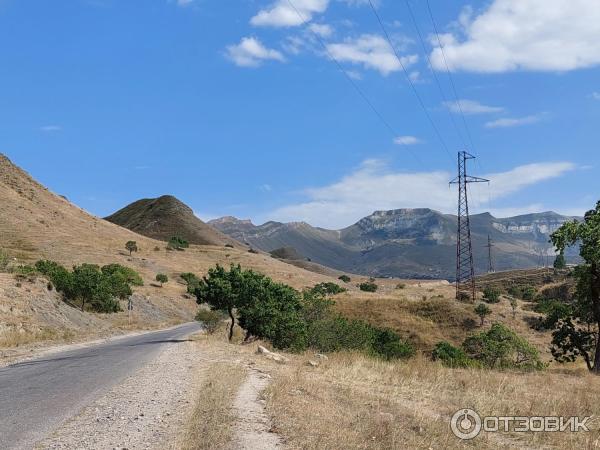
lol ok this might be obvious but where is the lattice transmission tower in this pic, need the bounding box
[485,235,495,273]
[450,151,489,301]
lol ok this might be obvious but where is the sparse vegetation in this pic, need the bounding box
[396,283,406,290]
[431,341,474,368]
[155,273,168,287]
[509,297,518,318]
[359,281,378,292]
[125,240,138,256]
[0,248,10,272]
[338,275,351,283]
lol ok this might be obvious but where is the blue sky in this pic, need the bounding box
[2,0,599,228]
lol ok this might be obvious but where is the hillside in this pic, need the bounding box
[105,195,240,248]
[0,154,342,349]
[210,209,581,279]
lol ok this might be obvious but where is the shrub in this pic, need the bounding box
[0,248,9,272]
[522,286,537,301]
[462,323,544,370]
[12,265,37,280]
[508,286,522,298]
[396,283,406,290]
[359,281,378,293]
[225,244,235,249]
[101,264,143,286]
[195,309,225,334]
[338,275,351,283]
[181,272,201,293]
[483,286,501,303]
[155,273,168,286]
[310,282,347,296]
[370,328,415,360]
[432,341,475,368]
[248,248,259,254]
[168,236,189,250]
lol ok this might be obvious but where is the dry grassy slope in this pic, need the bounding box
[0,154,343,343]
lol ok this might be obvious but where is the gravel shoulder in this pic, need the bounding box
[37,338,203,449]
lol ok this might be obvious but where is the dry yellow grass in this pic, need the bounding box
[181,361,246,450]
[266,352,600,449]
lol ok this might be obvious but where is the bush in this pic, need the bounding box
[12,265,37,280]
[338,275,351,283]
[168,236,189,250]
[396,283,406,290]
[225,244,235,249]
[310,282,347,296]
[432,341,475,368]
[181,272,201,293]
[101,264,143,286]
[371,328,415,360]
[359,281,378,293]
[462,323,544,370]
[483,286,501,303]
[474,303,491,326]
[522,286,537,301]
[195,309,225,334]
[0,248,9,272]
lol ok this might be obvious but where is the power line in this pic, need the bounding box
[285,0,423,166]
[367,0,454,163]
[403,0,467,150]
[425,0,476,154]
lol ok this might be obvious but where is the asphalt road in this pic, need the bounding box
[0,322,203,450]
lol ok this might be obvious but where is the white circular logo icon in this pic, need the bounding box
[451,409,482,440]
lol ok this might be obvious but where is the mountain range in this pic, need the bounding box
[209,209,581,280]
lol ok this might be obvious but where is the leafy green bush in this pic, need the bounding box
[310,282,347,296]
[168,236,189,250]
[101,264,143,286]
[483,286,501,303]
[432,341,475,368]
[359,281,378,293]
[474,303,491,326]
[338,275,351,283]
[195,309,225,334]
[463,323,544,370]
[12,264,37,280]
[507,286,522,298]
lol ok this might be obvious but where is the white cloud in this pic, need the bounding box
[251,0,329,27]
[394,136,421,146]
[177,0,194,6]
[266,159,576,228]
[260,184,273,192]
[308,23,334,38]
[430,0,600,73]
[226,37,285,68]
[444,99,504,115]
[592,92,600,101]
[40,125,61,132]
[485,114,543,128]
[326,34,418,76]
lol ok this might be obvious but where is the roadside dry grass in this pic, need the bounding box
[181,361,246,450]
[266,352,600,449]
[0,327,76,348]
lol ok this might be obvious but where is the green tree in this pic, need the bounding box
[474,302,491,326]
[155,273,168,287]
[125,241,138,256]
[338,275,351,283]
[551,201,600,373]
[101,264,143,286]
[509,297,518,319]
[359,281,378,292]
[553,252,567,270]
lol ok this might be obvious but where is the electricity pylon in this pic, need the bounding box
[450,151,489,301]
[485,235,495,273]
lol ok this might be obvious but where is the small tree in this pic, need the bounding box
[509,297,518,319]
[359,281,378,292]
[168,236,189,251]
[125,241,138,256]
[554,252,567,270]
[474,302,491,326]
[155,273,168,287]
[338,275,351,283]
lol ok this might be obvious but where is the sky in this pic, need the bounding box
[1,0,599,229]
